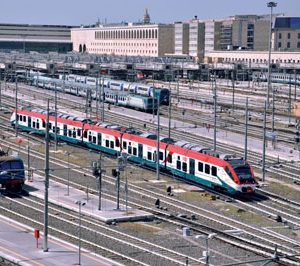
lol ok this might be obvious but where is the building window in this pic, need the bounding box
[278,33,282,39]
[298,33,300,39]
[298,42,300,48]
[287,42,290,48]
[278,42,281,48]
[287,33,291,39]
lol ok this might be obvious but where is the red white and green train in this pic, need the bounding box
[11,108,258,195]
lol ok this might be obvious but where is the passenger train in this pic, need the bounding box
[59,74,170,105]
[30,75,158,113]
[11,108,258,195]
[0,149,25,192]
[252,71,300,85]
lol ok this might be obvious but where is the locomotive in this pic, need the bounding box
[11,108,258,195]
[0,149,25,192]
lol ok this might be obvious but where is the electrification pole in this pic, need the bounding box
[262,101,267,183]
[168,91,171,139]
[54,83,58,151]
[101,77,105,122]
[266,2,277,107]
[0,71,2,110]
[244,97,249,161]
[156,90,160,180]
[288,75,292,124]
[43,99,50,252]
[213,76,217,151]
[15,75,18,137]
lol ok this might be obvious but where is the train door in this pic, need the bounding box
[138,144,143,158]
[97,133,102,146]
[28,116,31,128]
[63,125,68,136]
[189,158,195,176]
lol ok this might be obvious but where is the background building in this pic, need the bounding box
[273,17,300,51]
[71,23,174,57]
[0,23,73,53]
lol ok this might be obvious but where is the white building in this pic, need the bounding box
[71,23,174,57]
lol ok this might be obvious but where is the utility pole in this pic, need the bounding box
[231,71,235,113]
[168,89,171,139]
[288,74,292,124]
[0,70,2,110]
[294,69,297,101]
[116,169,120,210]
[272,87,275,132]
[15,75,18,137]
[262,101,267,183]
[54,83,58,151]
[266,1,277,107]
[101,77,105,122]
[43,99,50,252]
[156,90,160,180]
[213,75,217,151]
[75,201,86,266]
[244,97,249,161]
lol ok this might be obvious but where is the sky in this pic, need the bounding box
[1,0,299,26]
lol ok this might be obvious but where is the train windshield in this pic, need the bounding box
[233,165,253,183]
[0,160,24,174]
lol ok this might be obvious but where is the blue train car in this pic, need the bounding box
[0,152,25,192]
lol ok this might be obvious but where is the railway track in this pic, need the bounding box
[0,128,300,265]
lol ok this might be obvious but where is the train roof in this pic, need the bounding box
[0,156,23,162]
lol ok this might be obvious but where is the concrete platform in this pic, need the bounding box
[26,173,154,224]
[0,215,123,266]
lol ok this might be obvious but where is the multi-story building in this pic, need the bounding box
[174,22,189,55]
[71,23,174,57]
[0,23,73,53]
[273,17,300,51]
[173,15,288,61]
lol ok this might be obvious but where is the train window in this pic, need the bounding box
[128,146,132,154]
[110,141,114,149]
[17,114,19,121]
[198,162,203,172]
[69,130,73,138]
[19,115,23,122]
[225,167,234,180]
[212,166,217,177]
[123,141,127,149]
[159,152,163,160]
[23,116,26,123]
[33,121,36,128]
[182,162,187,172]
[49,123,52,129]
[77,129,81,137]
[36,122,40,129]
[147,152,152,160]
[92,136,96,144]
[83,130,87,138]
[115,139,120,147]
[176,161,181,170]
[105,140,109,147]
[133,147,137,155]
[73,131,77,138]
[205,164,210,175]
[43,121,46,128]
[167,154,172,163]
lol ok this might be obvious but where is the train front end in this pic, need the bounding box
[0,156,25,192]
[222,155,258,194]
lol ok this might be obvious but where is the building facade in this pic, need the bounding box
[273,17,300,51]
[0,23,73,53]
[174,22,189,55]
[71,23,174,57]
